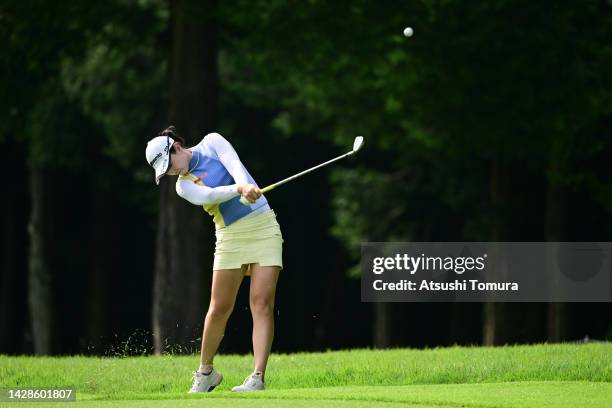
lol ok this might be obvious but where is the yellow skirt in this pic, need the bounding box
[214,209,284,275]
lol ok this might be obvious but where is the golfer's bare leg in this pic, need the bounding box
[249,263,280,380]
[199,268,244,371]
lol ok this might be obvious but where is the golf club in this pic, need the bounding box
[240,136,365,205]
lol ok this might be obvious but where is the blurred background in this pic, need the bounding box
[1,0,611,356]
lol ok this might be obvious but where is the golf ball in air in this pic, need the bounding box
[403,27,414,37]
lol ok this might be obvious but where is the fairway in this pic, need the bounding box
[8,398,438,408]
[2,343,610,407]
[12,382,608,408]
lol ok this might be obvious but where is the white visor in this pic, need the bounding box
[145,136,175,185]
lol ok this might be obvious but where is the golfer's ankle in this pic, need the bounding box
[199,364,213,374]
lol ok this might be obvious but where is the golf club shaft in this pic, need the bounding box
[260,150,356,193]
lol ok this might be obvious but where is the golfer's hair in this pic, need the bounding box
[158,125,186,151]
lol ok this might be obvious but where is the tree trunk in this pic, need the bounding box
[0,140,28,354]
[483,302,508,346]
[27,166,53,355]
[373,303,392,348]
[482,158,508,346]
[152,0,218,354]
[545,181,568,342]
[87,193,114,353]
[0,183,18,352]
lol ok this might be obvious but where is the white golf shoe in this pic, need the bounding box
[231,372,265,392]
[188,368,223,393]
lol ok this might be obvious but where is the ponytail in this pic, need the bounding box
[158,125,186,151]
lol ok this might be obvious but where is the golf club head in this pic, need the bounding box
[352,136,365,153]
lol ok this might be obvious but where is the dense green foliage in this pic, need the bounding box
[219,0,612,258]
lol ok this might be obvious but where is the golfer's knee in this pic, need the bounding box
[250,295,274,316]
[207,301,234,320]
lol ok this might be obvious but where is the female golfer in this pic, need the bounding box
[145,126,283,393]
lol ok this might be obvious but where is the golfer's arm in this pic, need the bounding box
[207,133,251,186]
[176,180,239,206]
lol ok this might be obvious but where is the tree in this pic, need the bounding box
[1,0,104,354]
[1,0,167,354]
[152,0,219,354]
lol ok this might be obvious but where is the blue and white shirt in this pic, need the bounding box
[176,133,270,229]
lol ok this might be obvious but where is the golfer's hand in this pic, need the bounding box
[238,184,261,203]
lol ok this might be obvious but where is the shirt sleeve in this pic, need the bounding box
[206,132,251,186]
[176,178,239,206]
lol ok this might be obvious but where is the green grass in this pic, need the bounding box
[1,343,610,407]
